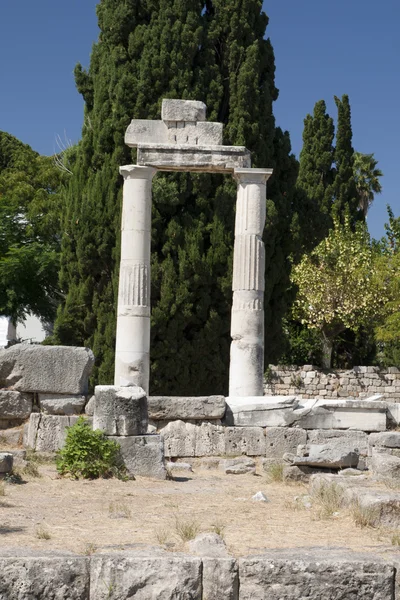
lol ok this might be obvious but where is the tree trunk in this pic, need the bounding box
[321,334,333,369]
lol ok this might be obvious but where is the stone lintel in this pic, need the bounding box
[137,143,251,173]
[234,168,273,184]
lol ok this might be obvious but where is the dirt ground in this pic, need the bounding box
[0,459,397,557]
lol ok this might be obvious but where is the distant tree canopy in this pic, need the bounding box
[54,0,299,393]
[0,132,64,324]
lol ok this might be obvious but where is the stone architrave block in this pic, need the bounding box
[292,399,387,431]
[94,386,148,436]
[0,390,32,420]
[265,427,307,459]
[225,396,299,427]
[108,434,167,479]
[238,549,395,600]
[148,395,226,421]
[137,144,251,173]
[307,429,369,456]
[0,452,13,473]
[0,553,90,599]
[161,99,206,122]
[25,414,83,452]
[90,551,202,599]
[39,394,86,415]
[0,345,94,394]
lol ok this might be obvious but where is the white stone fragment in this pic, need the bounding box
[162,99,206,122]
[226,396,298,427]
[252,491,269,502]
[292,399,387,431]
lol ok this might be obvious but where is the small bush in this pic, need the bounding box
[56,417,125,479]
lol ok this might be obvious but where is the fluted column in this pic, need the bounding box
[114,165,157,393]
[229,168,273,397]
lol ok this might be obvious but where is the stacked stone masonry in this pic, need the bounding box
[264,364,400,400]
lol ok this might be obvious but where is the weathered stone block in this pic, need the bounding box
[307,429,369,455]
[224,426,265,456]
[220,457,256,475]
[0,452,13,473]
[0,552,90,599]
[225,396,298,427]
[0,390,32,420]
[25,414,83,452]
[0,426,23,446]
[265,427,307,458]
[137,144,251,173]
[148,395,225,421]
[202,558,239,600]
[239,549,394,599]
[39,394,86,415]
[94,385,148,436]
[0,345,94,394]
[90,551,202,599]
[293,441,359,469]
[161,99,206,122]
[293,399,387,431]
[369,431,400,448]
[370,452,400,480]
[108,434,167,479]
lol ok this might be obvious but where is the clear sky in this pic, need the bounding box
[0,1,398,240]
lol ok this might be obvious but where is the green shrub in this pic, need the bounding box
[56,417,125,479]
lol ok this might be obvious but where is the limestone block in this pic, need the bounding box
[0,390,32,419]
[137,144,251,173]
[293,441,359,469]
[370,452,400,480]
[148,395,226,421]
[225,396,298,427]
[85,395,95,416]
[160,420,197,458]
[202,558,239,600]
[292,399,387,431]
[265,427,307,459]
[108,434,167,479]
[220,457,256,475]
[224,426,265,456]
[39,394,86,415]
[0,552,90,599]
[307,429,369,455]
[369,431,400,448]
[25,414,82,452]
[0,344,94,394]
[125,119,168,146]
[0,452,13,473]
[195,422,226,456]
[283,465,330,483]
[90,551,202,599]
[238,549,395,599]
[0,426,23,446]
[165,121,223,146]
[94,385,148,436]
[161,99,206,122]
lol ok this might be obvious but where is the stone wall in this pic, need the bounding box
[264,364,400,400]
[0,547,398,599]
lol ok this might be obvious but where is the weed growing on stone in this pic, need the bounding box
[83,542,98,555]
[56,417,126,479]
[265,463,284,483]
[36,525,51,540]
[174,516,200,542]
[312,482,344,519]
[211,520,226,538]
[350,499,379,528]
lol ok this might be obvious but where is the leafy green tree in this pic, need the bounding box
[353,152,383,217]
[0,132,64,324]
[55,0,298,393]
[291,215,385,368]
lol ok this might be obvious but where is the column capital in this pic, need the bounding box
[233,168,273,184]
[119,164,157,180]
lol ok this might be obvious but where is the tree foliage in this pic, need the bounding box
[353,152,383,217]
[54,0,298,393]
[0,132,64,323]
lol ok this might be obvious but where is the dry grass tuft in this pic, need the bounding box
[312,481,344,519]
[109,501,131,519]
[350,499,379,529]
[155,527,170,545]
[82,542,98,555]
[36,525,51,540]
[174,516,200,542]
[264,463,284,483]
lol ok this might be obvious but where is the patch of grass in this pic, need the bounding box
[22,462,41,478]
[265,462,284,483]
[0,481,5,497]
[174,516,200,542]
[210,520,226,538]
[350,499,379,528]
[155,527,170,545]
[36,525,51,540]
[109,501,131,519]
[83,542,97,555]
[391,532,400,546]
[312,481,344,519]
[26,450,55,465]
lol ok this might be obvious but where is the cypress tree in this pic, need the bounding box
[55,0,298,393]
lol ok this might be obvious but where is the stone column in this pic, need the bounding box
[229,168,273,397]
[114,165,156,393]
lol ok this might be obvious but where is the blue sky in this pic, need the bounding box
[0,0,398,240]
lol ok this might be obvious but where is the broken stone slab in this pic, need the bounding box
[238,548,395,599]
[89,551,202,600]
[160,420,265,458]
[38,394,86,415]
[386,402,400,426]
[225,396,299,427]
[0,390,33,420]
[25,414,85,452]
[137,144,251,173]
[148,395,226,421]
[370,452,400,480]
[125,119,223,147]
[265,427,307,458]
[0,345,94,394]
[94,385,148,436]
[108,434,167,480]
[166,461,193,473]
[292,398,387,431]
[369,431,400,449]
[293,440,360,469]
[282,465,336,483]
[188,533,229,558]
[307,429,369,455]
[161,99,206,122]
[0,552,90,599]
[84,395,95,416]
[220,457,256,475]
[0,452,13,473]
